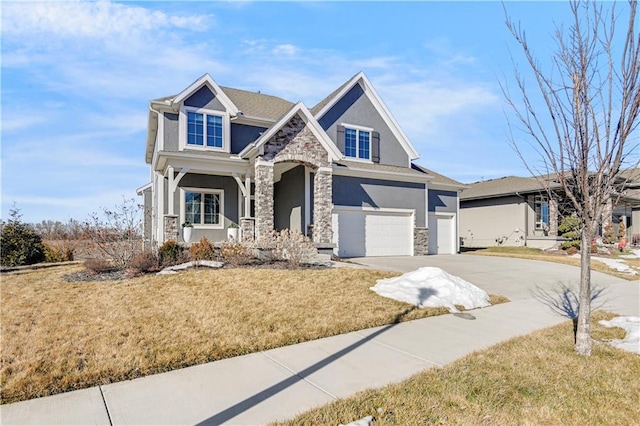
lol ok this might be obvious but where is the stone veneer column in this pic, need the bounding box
[254,160,274,242]
[414,227,429,255]
[549,198,559,236]
[240,218,255,242]
[163,215,179,242]
[313,167,333,244]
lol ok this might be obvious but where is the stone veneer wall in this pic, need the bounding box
[164,215,179,242]
[240,218,255,242]
[254,113,334,244]
[414,227,428,255]
[313,169,333,244]
[549,198,559,236]
[254,163,274,242]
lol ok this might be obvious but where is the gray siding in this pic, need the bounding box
[318,83,409,167]
[332,175,426,227]
[231,123,267,154]
[142,187,152,249]
[173,173,239,242]
[428,189,458,214]
[184,86,226,111]
[274,166,305,233]
[163,113,179,151]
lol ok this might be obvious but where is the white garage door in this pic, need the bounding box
[428,214,455,255]
[332,208,413,257]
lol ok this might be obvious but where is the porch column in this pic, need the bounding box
[549,198,559,236]
[313,167,333,244]
[254,159,274,242]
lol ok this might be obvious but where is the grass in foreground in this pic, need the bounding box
[277,311,639,426]
[466,246,639,281]
[0,265,506,404]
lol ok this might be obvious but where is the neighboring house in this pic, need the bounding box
[459,171,640,249]
[138,72,465,257]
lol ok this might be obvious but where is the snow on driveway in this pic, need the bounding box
[370,267,491,313]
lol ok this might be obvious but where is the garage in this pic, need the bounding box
[332,207,414,257]
[428,213,456,254]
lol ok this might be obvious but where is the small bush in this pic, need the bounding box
[566,246,579,256]
[273,229,316,267]
[1,208,45,267]
[84,258,117,275]
[158,240,182,266]
[220,241,252,266]
[558,216,581,250]
[189,237,217,262]
[602,221,616,244]
[127,251,161,277]
[43,243,74,263]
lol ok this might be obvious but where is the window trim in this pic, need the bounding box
[180,187,224,229]
[534,195,549,230]
[179,106,230,153]
[341,122,373,162]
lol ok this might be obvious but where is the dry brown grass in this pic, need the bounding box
[278,311,640,426]
[0,265,507,403]
[467,249,639,281]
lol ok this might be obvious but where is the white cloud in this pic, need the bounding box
[272,44,298,56]
[3,1,211,41]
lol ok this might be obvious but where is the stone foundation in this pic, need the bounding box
[240,217,255,242]
[164,215,179,242]
[312,169,333,244]
[255,162,274,242]
[414,227,428,255]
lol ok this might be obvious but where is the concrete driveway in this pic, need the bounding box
[351,255,640,316]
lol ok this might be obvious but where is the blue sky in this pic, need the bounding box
[1,1,577,223]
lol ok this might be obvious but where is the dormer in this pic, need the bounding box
[173,74,240,154]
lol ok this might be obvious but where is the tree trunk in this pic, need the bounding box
[575,224,593,356]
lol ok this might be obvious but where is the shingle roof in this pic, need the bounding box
[411,164,465,188]
[310,73,358,116]
[220,86,294,121]
[460,176,556,200]
[333,160,429,177]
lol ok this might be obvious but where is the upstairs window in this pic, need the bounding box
[344,127,371,160]
[187,112,223,148]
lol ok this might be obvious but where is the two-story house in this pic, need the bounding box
[138,72,465,257]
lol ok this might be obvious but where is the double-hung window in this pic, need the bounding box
[183,189,223,226]
[187,111,223,148]
[534,195,549,230]
[344,126,371,160]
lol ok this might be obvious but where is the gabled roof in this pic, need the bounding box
[172,74,240,115]
[238,102,343,162]
[311,71,420,161]
[221,86,294,122]
[412,164,467,190]
[460,176,561,201]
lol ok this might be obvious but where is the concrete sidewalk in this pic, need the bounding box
[2,256,638,425]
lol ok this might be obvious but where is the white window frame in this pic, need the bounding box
[534,195,549,230]
[180,187,224,229]
[341,122,373,162]
[179,106,230,153]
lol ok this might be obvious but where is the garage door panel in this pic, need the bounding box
[334,209,413,257]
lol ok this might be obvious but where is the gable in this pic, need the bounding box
[263,113,330,168]
[319,82,410,168]
[184,86,227,111]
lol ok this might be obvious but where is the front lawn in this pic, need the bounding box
[0,265,506,403]
[277,311,640,425]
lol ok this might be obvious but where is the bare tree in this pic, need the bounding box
[503,1,640,356]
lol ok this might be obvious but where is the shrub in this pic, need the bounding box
[566,246,579,256]
[189,237,217,262]
[602,221,616,244]
[558,216,581,250]
[220,241,252,266]
[127,251,161,277]
[273,229,316,267]
[84,258,116,275]
[0,207,45,267]
[43,242,74,263]
[617,220,627,240]
[158,240,182,266]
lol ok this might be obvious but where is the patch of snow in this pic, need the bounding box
[340,415,374,426]
[157,261,223,275]
[370,267,491,313]
[620,249,640,259]
[598,316,640,355]
[569,254,638,275]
